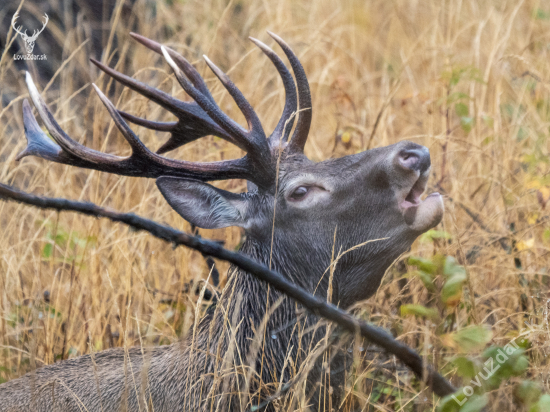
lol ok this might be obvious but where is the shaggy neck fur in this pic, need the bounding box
[176,236,333,411]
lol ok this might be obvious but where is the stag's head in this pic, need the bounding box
[19,33,443,306]
[11,12,48,55]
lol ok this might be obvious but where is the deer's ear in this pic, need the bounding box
[156,177,248,229]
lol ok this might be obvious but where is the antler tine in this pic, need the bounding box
[25,72,123,165]
[92,84,246,172]
[101,34,274,177]
[161,47,272,168]
[91,84,155,157]
[118,110,235,155]
[249,37,297,148]
[118,111,176,132]
[129,32,216,105]
[91,58,248,153]
[19,98,124,172]
[127,33,259,154]
[91,58,194,118]
[18,99,73,163]
[202,55,267,144]
[267,32,312,154]
[21,72,270,186]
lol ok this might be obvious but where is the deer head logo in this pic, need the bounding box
[11,12,48,55]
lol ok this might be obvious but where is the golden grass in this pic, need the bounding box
[1,0,550,410]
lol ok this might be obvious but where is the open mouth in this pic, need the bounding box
[399,176,444,231]
[400,177,428,209]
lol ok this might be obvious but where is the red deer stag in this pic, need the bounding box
[0,32,444,411]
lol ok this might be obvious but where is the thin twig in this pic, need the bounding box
[0,182,456,398]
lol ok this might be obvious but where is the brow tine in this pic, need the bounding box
[267,31,312,153]
[249,37,297,145]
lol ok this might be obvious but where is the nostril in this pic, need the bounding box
[399,151,420,170]
[397,147,431,173]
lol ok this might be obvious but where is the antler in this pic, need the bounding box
[28,13,48,41]
[98,32,308,154]
[267,32,312,153]
[11,12,27,38]
[19,33,313,191]
[20,73,259,185]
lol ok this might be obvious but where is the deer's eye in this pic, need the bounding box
[289,186,310,201]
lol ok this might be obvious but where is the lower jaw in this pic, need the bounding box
[402,192,444,232]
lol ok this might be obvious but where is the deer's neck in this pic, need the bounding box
[219,235,334,325]
[168,237,340,411]
[206,236,330,375]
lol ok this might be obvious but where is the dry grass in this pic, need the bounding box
[1,0,550,410]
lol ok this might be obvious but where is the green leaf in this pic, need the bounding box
[445,326,492,352]
[438,393,488,412]
[517,126,528,141]
[511,352,529,374]
[443,257,466,277]
[441,274,466,306]
[482,345,529,386]
[419,229,452,243]
[439,391,464,412]
[450,68,465,86]
[400,304,440,321]
[530,394,550,412]
[534,8,550,20]
[481,135,493,145]
[452,356,477,379]
[482,115,494,128]
[441,257,467,307]
[460,394,488,412]
[416,269,436,292]
[42,243,53,258]
[515,380,542,405]
[408,256,438,274]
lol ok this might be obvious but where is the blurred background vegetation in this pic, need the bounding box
[1,0,550,410]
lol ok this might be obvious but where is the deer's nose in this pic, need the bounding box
[397,146,431,174]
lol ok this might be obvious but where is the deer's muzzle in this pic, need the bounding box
[395,144,444,232]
